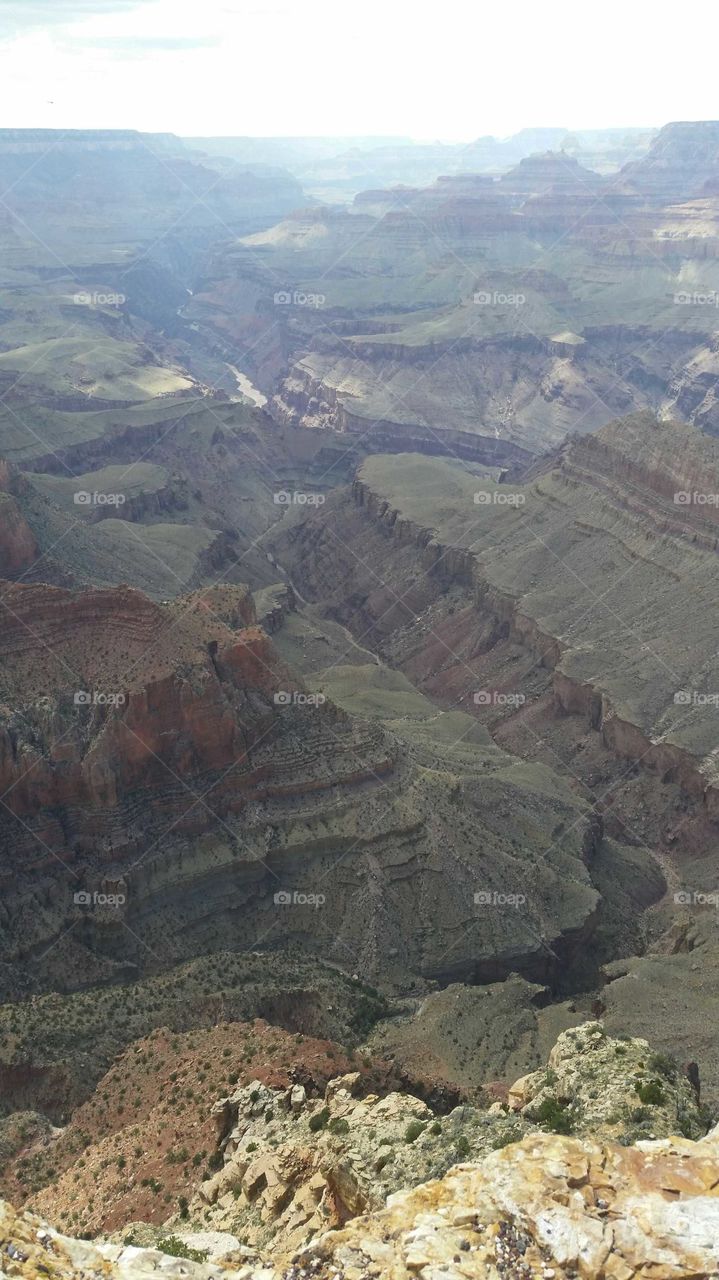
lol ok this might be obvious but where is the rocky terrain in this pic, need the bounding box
[0,563,645,1003]
[0,129,304,272]
[262,408,719,1103]
[169,1023,703,1254]
[0,1024,716,1280]
[271,412,719,812]
[2,119,719,1276]
[184,121,719,467]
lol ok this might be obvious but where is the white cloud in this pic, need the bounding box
[0,0,717,139]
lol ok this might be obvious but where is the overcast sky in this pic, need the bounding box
[0,0,717,139]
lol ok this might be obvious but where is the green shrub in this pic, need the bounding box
[629,1105,650,1123]
[534,1098,574,1135]
[156,1236,208,1263]
[648,1053,678,1083]
[309,1108,330,1132]
[634,1079,664,1106]
[404,1120,426,1144]
[490,1125,524,1150]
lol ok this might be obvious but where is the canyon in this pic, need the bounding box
[1,116,719,1277]
[0,572,629,1008]
[272,412,719,814]
[185,122,719,469]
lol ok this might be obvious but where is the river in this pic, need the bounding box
[226,363,268,408]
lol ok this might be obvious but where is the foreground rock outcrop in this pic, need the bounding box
[171,1024,703,1254]
[3,1023,713,1278]
[298,1126,719,1280]
[5,1121,719,1279]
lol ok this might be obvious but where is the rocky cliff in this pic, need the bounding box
[177,1024,702,1256]
[619,120,719,199]
[271,413,719,822]
[7,1127,719,1279]
[0,571,616,1000]
[184,126,719,462]
[0,492,39,578]
[3,1024,717,1280]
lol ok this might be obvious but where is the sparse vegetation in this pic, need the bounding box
[309,1108,330,1133]
[534,1098,574,1135]
[634,1079,665,1107]
[156,1236,208,1263]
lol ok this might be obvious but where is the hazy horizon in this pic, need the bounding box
[0,124,665,141]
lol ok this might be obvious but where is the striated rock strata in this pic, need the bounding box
[0,576,612,998]
[272,412,719,820]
